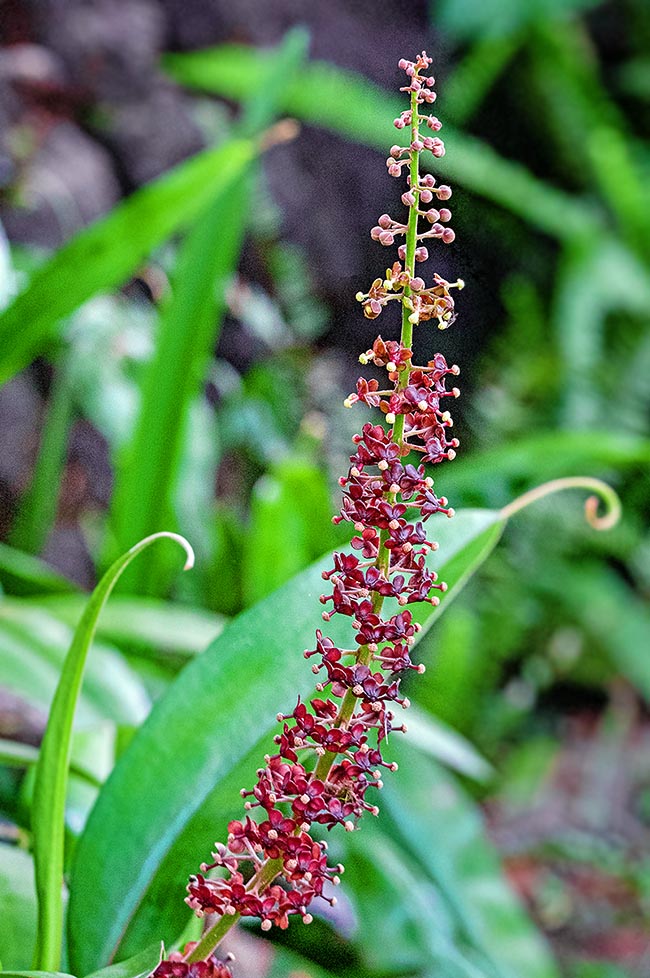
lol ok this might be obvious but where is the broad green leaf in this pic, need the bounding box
[0,974,74,977]
[164,45,601,240]
[27,596,224,664]
[444,430,650,500]
[32,533,193,971]
[0,608,150,725]
[242,458,337,605]
[406,705,493,782]
[0,845,37,970]
[0,139,254,383]
[381,743,559,978]
[0,543,78,597]
[0,738,101,789]
[67,509,503,972]
[110,30,308,595]
[541,562,650,700]
[82,944,162,978]
[345,820,490,977]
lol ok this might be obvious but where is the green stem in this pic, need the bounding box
[187,82,423,969]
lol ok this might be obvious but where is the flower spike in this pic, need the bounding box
[159,52,462,970]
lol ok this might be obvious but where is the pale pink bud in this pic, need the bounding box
[419,189,433,204]
[442,228,456,244]
[437,185,452,200]
[415,246,428,262]
[439,208,452,222]
[378,214,392,229]
[401,191,416,206]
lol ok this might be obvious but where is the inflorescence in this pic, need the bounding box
[158,51,463,974]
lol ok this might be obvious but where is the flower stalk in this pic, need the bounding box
[158,52,464,976]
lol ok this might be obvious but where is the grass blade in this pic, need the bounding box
[9,358,75,555]
[109,30,308,594]
[31,533,193,971]
[0,140,254,383]
[0,543,78,596]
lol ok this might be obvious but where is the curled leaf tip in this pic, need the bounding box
[500,476,621,531]
[132,531,195,571]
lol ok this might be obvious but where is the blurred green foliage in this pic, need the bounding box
[1,5,649,978]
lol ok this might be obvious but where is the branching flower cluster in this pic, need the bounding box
[157,51,463,973]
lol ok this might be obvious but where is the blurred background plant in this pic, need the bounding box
[0,1,649,977]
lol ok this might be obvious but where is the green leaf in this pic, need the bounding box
[0,607,150,725]
[242,458,337,605]
[0,543,78,597]
[82,944,162,978]
[164,45,600,240]
[31,533,193,972]
[0,139,254,383]
[109,31,307,596]
[0,845,38,970]
[67,508,503,972]
[0,738,101,789]
[381,743,560,978]
[443,430,650,500]
[0,973,74,977]
[406,705,493,782]
[9,358,75,555]
[28,595,224,664]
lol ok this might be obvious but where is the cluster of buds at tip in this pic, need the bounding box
[167,51,462,968]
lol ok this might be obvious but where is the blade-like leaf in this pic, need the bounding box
[109,30,308,595]
[82,944,162,978]
[67,509,503,972]
[32,533,193,971]
[381,744,560,978]
[27,595,224,664]
[9,358,75,555]
[0,543,78,597]
[0,738,101,789]
[0,140,254,383]
[0,845,38,970]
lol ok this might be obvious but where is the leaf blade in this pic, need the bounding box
[31,533,193,971]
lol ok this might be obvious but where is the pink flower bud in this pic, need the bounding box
[398,244,407,260]
[438,208,451,222]
[388,164,401,177]
[442,228,456,244]
[393,118,406,129]
[378,214,392,229]
[398,58,409,69]
[414,246,428,262]
[379,230,394,246]
[419,189,433,204]
[401,191,416,206]
[421,174,435,188]
[411,139,424,152]
[431,223,444,236]
[437,185,452,200]
[410,277,425,290]
[431,139,445,158]
[425,208,440,223]
[427,117,442,131]
[371,226,382,240]
[390,145,403,158]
